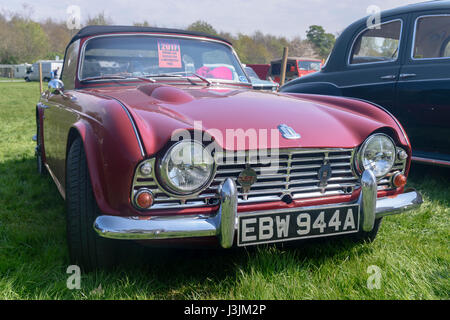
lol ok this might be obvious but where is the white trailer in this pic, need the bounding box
[25,60,63,82]
[13,64,31,78]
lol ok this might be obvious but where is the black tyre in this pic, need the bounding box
[36,117,47,175]
[352,218,382,243]
[66,137,117,271]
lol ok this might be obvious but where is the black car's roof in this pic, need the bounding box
[68,25,232,46]
[377,0,450,17]
[281,0,450,85]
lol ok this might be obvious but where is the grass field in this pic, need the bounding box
[0,81,448,300]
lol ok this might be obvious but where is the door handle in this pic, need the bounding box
[380,75,397,80]
[399,73,417,79]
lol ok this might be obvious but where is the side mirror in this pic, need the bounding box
[48,79,64,95]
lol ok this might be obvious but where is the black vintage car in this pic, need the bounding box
[281,1,450,166]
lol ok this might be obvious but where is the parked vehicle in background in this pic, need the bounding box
[25,60,63,82]
[269,57,322,84]
[244,66,278,91]
[0,63,31,78]
[246,63,270,80]
[281,1,450,166]
[13,64,32,79]
[36,25,422,270]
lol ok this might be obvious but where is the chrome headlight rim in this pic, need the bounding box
[156,140,216,197]
[356,133,396,179]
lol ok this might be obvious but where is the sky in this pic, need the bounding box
[1,0,422,38]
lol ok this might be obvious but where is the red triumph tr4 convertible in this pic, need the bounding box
[36,26,422,269]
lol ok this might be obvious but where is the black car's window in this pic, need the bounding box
[413,15,450,59]
[349,20,402,65]
[61,40,80,90]
[79,35,247,83]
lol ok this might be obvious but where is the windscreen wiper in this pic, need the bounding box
[149,73,212,86]
[81,74,156,83]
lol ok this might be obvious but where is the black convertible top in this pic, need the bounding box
[68,25,232,46]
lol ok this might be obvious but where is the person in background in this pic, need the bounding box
[52,67,60,79]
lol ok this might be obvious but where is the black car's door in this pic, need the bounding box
[396,13,450,161]
[335,17,407,111]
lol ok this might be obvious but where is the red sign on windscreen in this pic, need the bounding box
[158,40,182,68]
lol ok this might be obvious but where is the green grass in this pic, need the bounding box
[0,78,25,82]
[0,82,448,300]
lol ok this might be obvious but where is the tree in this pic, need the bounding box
[306,25,336,58]
[233,34,271,64]
[41,18,71,58]
[187,20,218,36]
[0,14,50,63]
[133,21,152,27]
[86,12,113,26]
[289,37,319,59]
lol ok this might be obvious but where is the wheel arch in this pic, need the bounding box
[65,122,114,215]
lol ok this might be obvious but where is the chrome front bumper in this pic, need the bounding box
[94,171,423,248]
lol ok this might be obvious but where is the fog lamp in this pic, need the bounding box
[135,189,154,209]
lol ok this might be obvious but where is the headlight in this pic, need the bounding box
[358,134,395,178]
[158,140,214,195]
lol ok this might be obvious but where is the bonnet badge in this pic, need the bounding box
[278,124,301,140]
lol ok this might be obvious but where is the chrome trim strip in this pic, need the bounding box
[412,156,450,167]
[347,19,404,67]
[411,14,450,61]
[44,163,66,199]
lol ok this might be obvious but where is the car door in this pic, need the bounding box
[336,17,406,111]
[43,39,81,184]
[396,13,450,160]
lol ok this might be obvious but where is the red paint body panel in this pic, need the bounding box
[85,84,407,157]
[38,31,411,219]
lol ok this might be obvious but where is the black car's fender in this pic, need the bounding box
[281,81,342,96]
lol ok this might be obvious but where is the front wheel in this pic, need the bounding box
[66,137,117,270]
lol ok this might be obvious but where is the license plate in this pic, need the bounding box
[237,204,360,246]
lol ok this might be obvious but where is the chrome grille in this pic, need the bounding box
[209,149,357,202]
[131,148,367,210]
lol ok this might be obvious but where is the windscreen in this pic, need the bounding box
[80,35,248,83]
